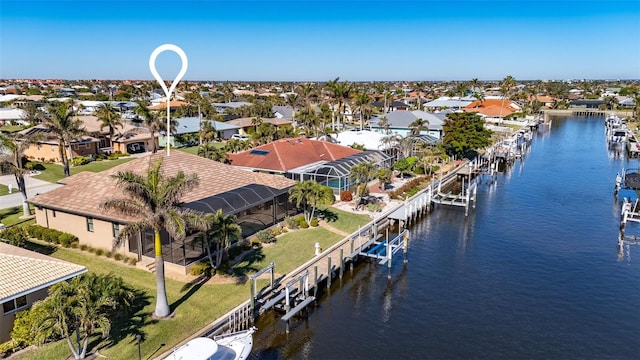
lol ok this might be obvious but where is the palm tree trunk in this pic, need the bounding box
[154,230,171,318]
[15,174,31,216]
[59,141,70,177]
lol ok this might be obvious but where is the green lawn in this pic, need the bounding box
[234,227,343,276]
[0,125,25,133]
[178,142,225,156]
[320,206,372,234]
[32,158,134,183]
[0,184,9,196]
[15,246,251,360]
[0,206,35,227]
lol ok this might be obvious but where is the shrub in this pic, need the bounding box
[70,242,79,249]
[80,244,88,251]
[366,203,382,212]
[189,261,213,276]
[58,233,78,247]
[10,301,62,349]
[340,190,353,202]
[105,251,113,258]
[0,226,28,247]
[299,220,309,229]
[284,216,299,230]
[114,253,123,261]
[71,156,91,166]
[255,229,276,243]
[128,257,138,265]
[95,249,104,256]
[295,215,308,228]
[310,218,319,227]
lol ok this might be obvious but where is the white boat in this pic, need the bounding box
[165,327,256,360]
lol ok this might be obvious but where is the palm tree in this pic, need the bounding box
[39,273,133,359]
[100,159,208,318]
[377,116,391,135]
[408,118,429,136]
[499,75,516,120]
[199,209,242,271]
[351,91,372,131]
[42,101,86,177]
[0,131,42,216]
[349,161,376,200]
[285,94,301,129]
[95,103,123,149]
[197,143,229,163]
[289,180,335,225]
[473,92,484,107]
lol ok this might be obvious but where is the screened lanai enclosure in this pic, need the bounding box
[128,185,297,267]
[286,150,393,193]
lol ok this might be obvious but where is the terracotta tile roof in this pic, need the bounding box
[27,151,296,222]
[148,101,188,110]
[225,118,292,128]
[0,242,87,302]
[228,137,362,172]
[464,105,516,117]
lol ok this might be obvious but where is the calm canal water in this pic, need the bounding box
[250,116,640,359]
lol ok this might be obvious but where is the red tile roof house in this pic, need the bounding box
[26,151,296,275]
[0,242,87,342]
[228,137,393,194]
[463,99,522,120]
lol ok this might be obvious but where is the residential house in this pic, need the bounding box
[0,108,26,126]
[569,99,607,109]
[369,110,445,139]
[463,99,522,120]
[371,100,410,112]
[228,137,392,193]
[225,117,292,136]
[0,242,87,343]
[26,151,296,275]
[422,96,475,110]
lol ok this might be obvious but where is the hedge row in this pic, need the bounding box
[388,175,432,200]
[27,224,78,247]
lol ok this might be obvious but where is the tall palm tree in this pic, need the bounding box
[95,103,123,149]
[351,90,372,131]
[285,94,301,129]
[42,101,86,177]
[101,159,208,318]
[408,118,429,136]
[0,131,42,216]
[499,75,516,120]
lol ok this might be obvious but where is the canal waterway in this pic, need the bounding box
[250,116,640,359]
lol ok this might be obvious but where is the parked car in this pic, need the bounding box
[231,134,250,141]
[126,142,145,154]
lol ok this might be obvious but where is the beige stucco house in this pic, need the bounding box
[26,151,297,275]
[0,242,87,343]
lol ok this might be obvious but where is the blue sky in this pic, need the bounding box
[1,0,639,81]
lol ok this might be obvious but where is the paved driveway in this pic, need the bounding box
[0,174,63,210]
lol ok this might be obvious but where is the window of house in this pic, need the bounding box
[37,144,41,150]
[86,217,94,232]
[85,143,90,149]
[73,144,79,150]
[52,210,56,217]
[112,223,120,237]
[2,295,28,314]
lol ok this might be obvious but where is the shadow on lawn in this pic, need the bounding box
[24,240,57,255]
[98,289,154,350]
[231,248,266,279]
[171,275,211,312]
[316,208,338,223]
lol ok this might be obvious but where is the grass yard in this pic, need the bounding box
[321,206,372,234]
[0,184,9,196]
[14,246,251,360]
[234,227,343,276]
[32,158,134,183]
[178,142,225,156]
[0,206,35,227]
